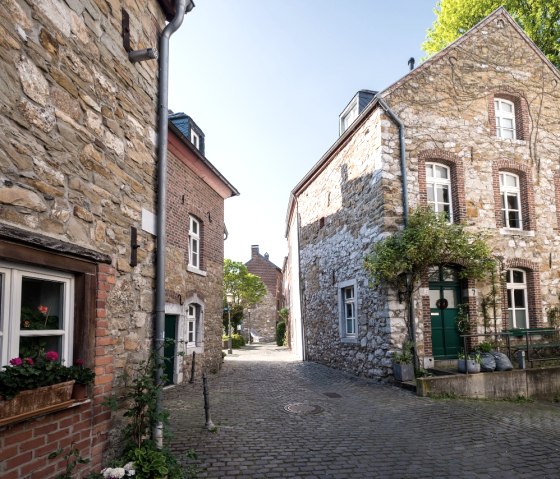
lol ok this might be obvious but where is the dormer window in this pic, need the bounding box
[494,99,516,139]
[340,102,358,134]
[191,130,200,149]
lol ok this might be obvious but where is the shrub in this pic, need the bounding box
[222,334,245,348]
[276,321,286,346]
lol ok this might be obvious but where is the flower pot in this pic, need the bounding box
[458,359,481,374]
[393,363,414,382]
[72,383,88,401]
[0,380,75,420]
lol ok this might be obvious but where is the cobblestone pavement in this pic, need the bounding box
[164,343,560,479]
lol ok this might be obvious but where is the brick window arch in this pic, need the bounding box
[418,149,465,223]
[501,259,542,329]
[492,160,535,231]
[488,90,529,141]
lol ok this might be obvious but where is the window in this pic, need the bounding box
[494,99,516,139]
[187,304,196,345]
[338,280,357,341]
[500,172,522,229]
[0,263,74,366]
[426,163,453,221]
[189,216,200,269]
[506,269,528,329]
[340,102,358,134]
[190,130,200,149]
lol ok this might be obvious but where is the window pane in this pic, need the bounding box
[346,317,354,334]
[426,164,433,178]
[20,335,62,359]
[504,174,517,187]
[507,309,514,329]
[512,270,524,283]
[442,267,458,282]
[513,289,526,307]
[502,128,514,139]
[443,289,458,308]
[507,290,512,308]
[427,185,435,202]
[429,289,440,308]
[21,277,63,330]
[515,310,527,329]
[437,185,449,203]
[435,165,448,179]
[506,193,518,210]
[344,287,354,300]
[502,102,513,113]
[191,220,198,235]
[502,118,513,129]
[346,303,354,318]
[508,212,520,228]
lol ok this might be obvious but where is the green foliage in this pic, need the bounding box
[20,305,59,330]
[222,333,245,349]
[127,445,169,479]
[48,443,90,479]
[365,208,495,292]
[278,307,289,322]
[392,341,414,364]
[477,341,493,353]
[546,297,560,328]
[222,303,244,335]
[422,0,560,69]
[276,321,286,346]
[223,259,267,308]
[455,303,470,333]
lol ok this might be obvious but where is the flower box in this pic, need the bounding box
[0,380,75,421]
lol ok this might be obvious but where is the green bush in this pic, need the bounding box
[222,334,245,349]
[276,321,286,346]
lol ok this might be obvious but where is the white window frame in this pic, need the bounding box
[0,262,74,367]
[495,98,516,139]
[506,269,528,329]
[188,216,202,271]
[426,162,453,222]
[500,172,522,229]
[190,129,200,149]
[339,100,359,134]
[338,279,357,342]
[187,304,196,346]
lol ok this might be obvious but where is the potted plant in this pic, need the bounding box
[68,359,96,400]
[0,350,94,420]
[392,341,414,382]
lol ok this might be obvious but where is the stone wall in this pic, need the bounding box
[0,0,169,475]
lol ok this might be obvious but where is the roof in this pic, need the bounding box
[285,7,560,235]
[168,116,239,199]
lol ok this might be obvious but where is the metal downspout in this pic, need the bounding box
[154,0,191,447]
[376,97,417,364]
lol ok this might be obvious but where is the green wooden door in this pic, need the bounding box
[429,266,462,359]
[164,315,177,385]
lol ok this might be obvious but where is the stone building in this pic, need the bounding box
[165,112,238,381]
[0,0,208,477]
[245,245,283,342]
[285,8,560,380]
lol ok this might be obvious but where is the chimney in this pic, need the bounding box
[264,253,269,260]
[251,245,259,258]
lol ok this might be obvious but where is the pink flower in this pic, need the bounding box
[45,351,59,362]
[76,359,84,366]
[38,305,49,316]
[9,357,23,366]
[24,357,34,365]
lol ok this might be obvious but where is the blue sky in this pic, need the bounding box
[169,1,437,267]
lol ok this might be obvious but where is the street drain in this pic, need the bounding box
[284,403,324,415]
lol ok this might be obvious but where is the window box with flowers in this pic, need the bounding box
[0,350,95,425]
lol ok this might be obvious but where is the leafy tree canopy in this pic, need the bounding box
[223,259,267,308]
[364,208,495,292]
[422,0,560,69]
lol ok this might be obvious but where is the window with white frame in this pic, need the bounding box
[190,130,200,149]
[189,216,201,270]
[426,163,453,221]
[495,99,516,139]
[339,280,357,340]
[500,172,522,229]
[0,263,74,367]
[187,304,196,345]
[506,269,528,329]
[340,102,358,134]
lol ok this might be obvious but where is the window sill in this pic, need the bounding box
[187,265,207,276]
[0,398,90,428]
[340,337,358,344]
[499,228,535,237]
[494,137,527,145]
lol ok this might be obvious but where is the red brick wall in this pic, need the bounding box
[0,265,116,479]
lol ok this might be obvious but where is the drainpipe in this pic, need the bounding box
[376,97,418,367]
[154,0,193,448]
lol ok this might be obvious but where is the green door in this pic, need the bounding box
[164,315,177,385]
[429,266,462,359]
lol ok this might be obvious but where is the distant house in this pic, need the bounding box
[165,112,238,380]
[245,245,283,342]
[285,8,560,380]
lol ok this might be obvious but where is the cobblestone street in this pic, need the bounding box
[164,343,560,479]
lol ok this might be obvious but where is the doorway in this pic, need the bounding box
[429,266,462,359]
[164,314,178,385]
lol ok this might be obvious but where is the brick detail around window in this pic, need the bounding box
[418,149,466,223]
[501,259,543,329]
[492,160,535,231]
[487,89,530,140]
[421,294,432,357]
[555,170,560,229]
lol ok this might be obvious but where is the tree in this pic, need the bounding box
[422,0,560,69]
[223,259,267,332]
[364,208,495,369]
